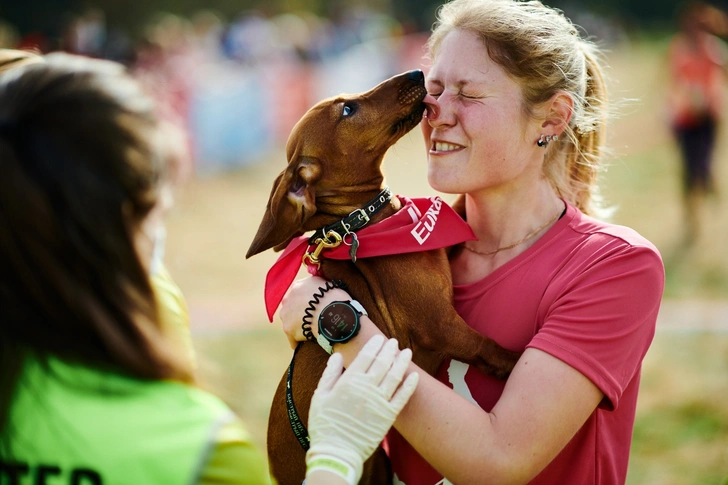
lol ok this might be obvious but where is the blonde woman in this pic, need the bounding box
[279,0,665,483]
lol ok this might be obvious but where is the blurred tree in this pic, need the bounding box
[550,0,728,31]
[279,0,325,16]
[3,0,728,47]
[389,0,728,33]
[0,0,81,48]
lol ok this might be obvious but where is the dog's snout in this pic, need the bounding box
[406,70,424,83]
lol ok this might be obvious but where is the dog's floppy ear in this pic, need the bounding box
[246,156,322,258]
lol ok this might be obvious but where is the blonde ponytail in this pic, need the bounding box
[556,46,609,217]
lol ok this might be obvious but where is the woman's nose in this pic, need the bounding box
[422,93,440,121]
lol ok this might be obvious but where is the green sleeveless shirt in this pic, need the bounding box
[1,356,272,484]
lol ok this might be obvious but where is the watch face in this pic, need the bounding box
[320,302,359,342]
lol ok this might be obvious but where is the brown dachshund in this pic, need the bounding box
[246,70,520,485]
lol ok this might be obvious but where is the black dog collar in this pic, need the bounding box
[308,187,393,245]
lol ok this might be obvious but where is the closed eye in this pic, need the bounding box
[460,91,481,99]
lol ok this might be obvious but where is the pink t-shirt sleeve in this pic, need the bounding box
[527,240,664,411]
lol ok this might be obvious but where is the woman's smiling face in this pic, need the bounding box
[422,29,544,196]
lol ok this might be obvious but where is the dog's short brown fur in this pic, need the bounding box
[247,71,521,485]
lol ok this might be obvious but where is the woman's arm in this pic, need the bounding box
[394,348,602,484]
[280,277,603,484]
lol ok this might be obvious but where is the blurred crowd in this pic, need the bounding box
[1,3,635,180]
[0,5,630,178]
[0,7,435,177]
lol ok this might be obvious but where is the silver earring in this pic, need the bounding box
[537,134,559,147]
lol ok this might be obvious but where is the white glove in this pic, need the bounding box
[305,335,419,485]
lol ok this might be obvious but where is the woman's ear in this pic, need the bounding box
[540,91,574,133]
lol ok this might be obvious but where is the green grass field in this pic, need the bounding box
[629,333,728,484]
[165,38,728,484]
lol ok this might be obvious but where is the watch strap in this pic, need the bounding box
[317,332,335,354]
[348,299,368,316]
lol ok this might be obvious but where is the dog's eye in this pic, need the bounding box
[342,102,356,117]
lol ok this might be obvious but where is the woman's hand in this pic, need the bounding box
[279,276,351,349]
[305,335,419,485]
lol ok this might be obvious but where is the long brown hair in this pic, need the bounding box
[428,0,610,217]
[0,54,192,435]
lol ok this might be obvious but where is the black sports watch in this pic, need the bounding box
[317,300,367,354]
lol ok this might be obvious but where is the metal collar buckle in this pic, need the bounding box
[349,208,370,226]
[304,186,392,266]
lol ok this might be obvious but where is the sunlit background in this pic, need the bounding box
[2,0,727,483]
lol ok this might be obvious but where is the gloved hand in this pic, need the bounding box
[305,335,419,485]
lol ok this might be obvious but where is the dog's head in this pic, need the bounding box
[246,70,427,258]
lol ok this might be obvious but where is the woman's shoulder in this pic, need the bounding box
[567,205,661,256]
[198,419,274,485]
[17,355,231,422]
[549,204,664,282]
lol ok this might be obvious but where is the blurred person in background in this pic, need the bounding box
[666,1,728,243]
[279,0,665,483]
[62,8,107,58]
[0,53,418,485]
[132,13,196,176]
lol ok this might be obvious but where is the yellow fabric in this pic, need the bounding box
[150,267,276,484]
[5,357,240,485]
[151,266,276,484]
[5,356,274,485]
[152,264,196,368]
[198,420,275,485]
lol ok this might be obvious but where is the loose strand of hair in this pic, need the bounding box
[565,44,609,218]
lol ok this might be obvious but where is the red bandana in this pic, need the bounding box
[263,196,476,321]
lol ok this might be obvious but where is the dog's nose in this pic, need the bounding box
[406,70,424,83]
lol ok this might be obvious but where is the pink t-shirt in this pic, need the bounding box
[387,201,665,484]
